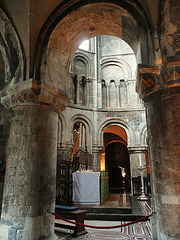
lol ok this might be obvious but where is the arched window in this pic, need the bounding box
[73,58,87,105]
[102,80,107,108]
[120,79,128,106]
[110,80,116,107]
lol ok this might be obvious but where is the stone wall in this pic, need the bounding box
[0,105,11,205]
[57,35,148,189]
[145,87,180,240]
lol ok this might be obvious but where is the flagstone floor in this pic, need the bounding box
[55,219,152,240]
[55,194,152,240]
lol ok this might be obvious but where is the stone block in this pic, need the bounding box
[161,195,179,205]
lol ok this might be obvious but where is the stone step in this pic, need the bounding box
[85,213,145,221]
[78,206,131,214]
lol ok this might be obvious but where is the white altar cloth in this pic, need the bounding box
[73,172,100,205]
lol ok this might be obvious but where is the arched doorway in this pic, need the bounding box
[105,141,130,192]
[103,125,130,193]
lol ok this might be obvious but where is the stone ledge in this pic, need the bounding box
[128,146,148,154]
[0,79,71,112]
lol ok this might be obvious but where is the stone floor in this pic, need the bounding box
[55,193,152,239]
[55,219,152,239]
[0,193,151,239]
[75,193,131,209]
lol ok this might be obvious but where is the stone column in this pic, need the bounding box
[0,109,11,207]
[144,87,180,240]
[106,83,110,108]
[86,79,90,106]
[76,77,81,105]
[116,82,120,107]
[96,35,102,109]
[120,80,128,107]
[57,143,73,162]
[92,78,97,109]
[92,145,103,172]
[79,122,82,148]
[137,0,180,232]
[82,125,86,150]
[0,79,70,240]
[69,72,75,104]
[128,146,147,195]
[97,79,102,109]
[88,78,93,108]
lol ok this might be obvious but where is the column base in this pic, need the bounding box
[0,224,58,240]
[137,194,151,201]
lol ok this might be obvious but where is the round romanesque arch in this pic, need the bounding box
[140,125,148,146]
[71,114,93,136]
[71,53,91,79]
[0,8,24,89]
[57,112,68,146]
[97,118,134,147]
[101,58,133,81]
[0,2,179,240]
[70,114,94,161]
[34,1,154,96]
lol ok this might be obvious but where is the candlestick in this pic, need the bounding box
[137,165,150,201]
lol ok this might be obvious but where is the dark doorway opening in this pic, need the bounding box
[105,141,130,193]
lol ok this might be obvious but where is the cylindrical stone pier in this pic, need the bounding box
[0,104,58,240]
[145,86,180,240]
[92,146,103,172]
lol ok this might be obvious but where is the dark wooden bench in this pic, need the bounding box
[54,206,87,237]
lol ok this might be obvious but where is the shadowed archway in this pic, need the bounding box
[105,139,130,192]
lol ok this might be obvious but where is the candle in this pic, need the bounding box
[139,154,142,166]
[79,123,82,148]
[90,134,92,154]
[83,126,85,149]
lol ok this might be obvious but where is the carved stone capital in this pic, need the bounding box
[128,146,147,154]
[92,145,104,153]
[57,142,73,150]
[137,56,180,100]
[136,65,161,99]
[163,56,180,88]
[0,79,71,112]
[115,82,120,87]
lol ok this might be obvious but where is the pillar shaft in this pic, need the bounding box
[76,77,81,105]
[145,86,180,240]
[97,80,102,108]
[92,151,101,172]
[92,146,103,172]
[106,84,110,107]
[0,104,58,239]
[116,83,120,107]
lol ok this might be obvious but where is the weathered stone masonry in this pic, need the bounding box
[0,0,179,240]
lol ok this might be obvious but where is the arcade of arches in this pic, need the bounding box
[0,1,179,240]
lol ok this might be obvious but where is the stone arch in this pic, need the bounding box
[70,53,91,105]
[34,1,154,91]
[71,114,93,135]
[101,58,133,81]
[0,8,24,89]
[106,139,127,148]
[71,114,94,154]
[73,58,87,79]
[140,125,148,146]
[71,53,91,79]
[57,112,67,145]
[98,118,134,147]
